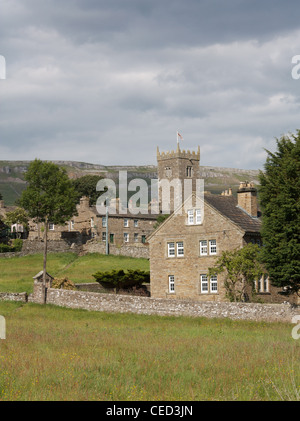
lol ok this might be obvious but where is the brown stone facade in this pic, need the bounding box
[157,145,200,213]
[149,191,297,304]
[149,196,246,302]
[27,196,157,248]
[96,212,157,247]
[27,196,98,243]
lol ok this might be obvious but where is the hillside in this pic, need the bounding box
[0,160,261,205]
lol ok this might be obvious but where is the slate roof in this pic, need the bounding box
[204,193,261,233]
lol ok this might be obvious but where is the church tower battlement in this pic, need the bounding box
[157,143,201,213]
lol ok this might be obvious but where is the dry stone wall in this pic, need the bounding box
[0,292,28,302]
[43,286,298,323]
[82,241,149,259]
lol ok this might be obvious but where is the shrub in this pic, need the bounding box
[0,243,13,253]
[0,239,23,253]
[11,238,23,252]
[92,269,150,290]
[52,277,76,290]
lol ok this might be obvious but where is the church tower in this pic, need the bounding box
[157,143,200,213]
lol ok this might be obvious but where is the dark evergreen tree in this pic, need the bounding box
[259,131,300,296]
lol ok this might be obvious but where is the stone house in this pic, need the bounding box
[0,200,26,239]
[27,196,98,244]
[148,182,297,304]
[96,210,157,247]
[27,195,157,248]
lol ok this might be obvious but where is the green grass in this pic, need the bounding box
[0,301,299,401]
[0,253,149,294]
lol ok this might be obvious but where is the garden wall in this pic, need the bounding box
[82,241,149,259]
[32,283,299,323]
[0,292,28,302]
[0,239,81,258]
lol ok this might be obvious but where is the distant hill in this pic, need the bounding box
[0,160,261,206]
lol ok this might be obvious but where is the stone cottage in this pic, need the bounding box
[148,182,297,304]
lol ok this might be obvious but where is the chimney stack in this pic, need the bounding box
[237,181,258,217]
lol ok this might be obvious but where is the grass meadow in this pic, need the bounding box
[0,253,299,401]
[0,252,150,294]
[0,301,299,401]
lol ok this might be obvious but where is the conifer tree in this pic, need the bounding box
[259,131,300,296]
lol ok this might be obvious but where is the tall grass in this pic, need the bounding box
[0,301,299,401]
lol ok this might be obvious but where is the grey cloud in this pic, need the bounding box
[1,0,300,170]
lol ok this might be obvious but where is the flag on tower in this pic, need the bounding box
[177,131,183,141]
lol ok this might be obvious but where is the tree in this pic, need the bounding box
[0,192,2,200]
[71,175,103,205]
[4,207,29,238]
[19,159,78,294]
[259,132,300,297]
[208,244,264,302]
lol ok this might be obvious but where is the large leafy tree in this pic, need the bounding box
[259,131,300,296]
[19,160,78,291]
[71,175,103,205]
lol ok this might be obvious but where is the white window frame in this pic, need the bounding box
[49,223,55,231]
[102,232,106,242]
[70,220,75,231]
[187,210,194,225]
[134,219,138,227]
[134,233,139,243]
[169,275,175,293]
[102,217,107,228]
[124,232,129,243]
[168,242,175,257]
[200,240,208,256]
[195,209,202,225]
[177,241,184,257]
[209,239,217,255]
[200,274,208,293]
[124,218,129,228]
[91,217,94,228]
[210,275,218,293]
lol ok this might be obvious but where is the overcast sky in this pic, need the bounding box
[1,0,300,169]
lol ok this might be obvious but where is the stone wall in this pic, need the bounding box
[0,239,81,258]
[21,239,81,254]
[35,284,299,323]
[0,292,28,302]
[82,241,149,259]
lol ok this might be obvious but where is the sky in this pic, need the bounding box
[1,0,300,170]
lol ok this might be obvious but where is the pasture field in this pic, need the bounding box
[0,301,299,401]
[0,253,150,293]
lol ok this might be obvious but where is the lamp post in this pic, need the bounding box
[105,204,109,255]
